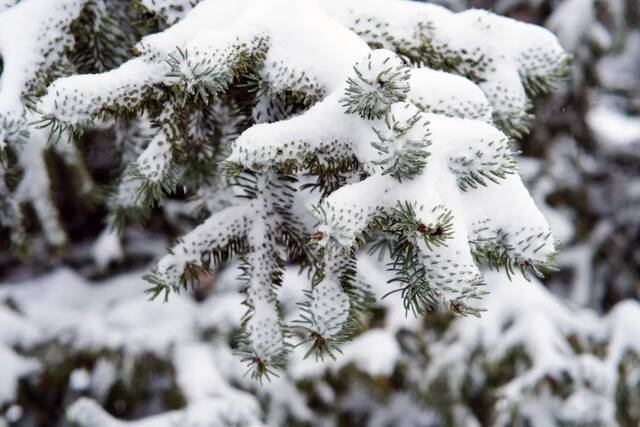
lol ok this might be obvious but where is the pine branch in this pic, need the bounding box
[129,160,182,208]
[165,36,269,106]
[295,248,375,361]
[371,103,431,181]
[340,50,410,120]
[470,224,558,280]
[387,202,454,251]
[144,236,249,302]
[448,134,518,191]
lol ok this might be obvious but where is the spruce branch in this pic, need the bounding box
[235,247,289,382]
[32,114,84,144]
[340,50,411,120]
[386,202,454,252]
[520,53,572,96]
[166,47,232,104]
[165,36,269,105]
[235,332,289,383]
[129,157,182,209]
[448,135,518,191]
[144,235,249,302]
[384,236,438,316]
[70,0,141,73]
[492,109,535,139]
[345,6,571,135]
[469,221,559,280]
[107,203,151,233]
[295,248,375,361]
[0,0,570,382]
[383,232,487,318]
[379,201,483,317]
[371,102,431,181]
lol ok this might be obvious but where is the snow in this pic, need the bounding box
[228,56,552,317]
[596,30,640,91]
[13,130,68,247]
[290,329,400,379]
[92,228,124,270]
[155,204,249,285]
[38,0,369,128]
[323,0,569,131]
[67,396,265,427]
[422,269,640,425]
[0,267,266,423]
[135,132,175,183]
[1,0,622,424]
[0,0,122,247]
[30,0,569,138]
[586,103,640,148]
[546,0,594,52]
[38,58,168,127]
[90,359,118,401]
[0,269,199,355]
[0,0,84,114]
[4,405,22,423]
[520,159,574,245]
[69,368,92,391]
[0,305,40,347]
[4,0,567,355]
[0,346,39,405]
[408,68,492,122]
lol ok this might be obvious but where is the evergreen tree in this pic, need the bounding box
[0,0,571,380]
[432,0,640,309]
[2,2,640,426]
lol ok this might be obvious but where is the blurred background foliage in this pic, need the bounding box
[1,0,639,426]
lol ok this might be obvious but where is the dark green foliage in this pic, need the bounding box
[166,37,269,106]
[380,202,484,317]
[143,236,248,302]
[384,236,439,316]
[449,138,518,191]
[470,228,558,280]
[521,55,572,96]
[371,106,431,181]
[341,52,410,120]
[296,250,375,361]
[492,110,535,139]
[235,335,289,383]
[387,202,454,252]
[70,0,142,73]
[128,160,182,208]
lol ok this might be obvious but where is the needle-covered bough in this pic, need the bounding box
[0,0,569,379]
